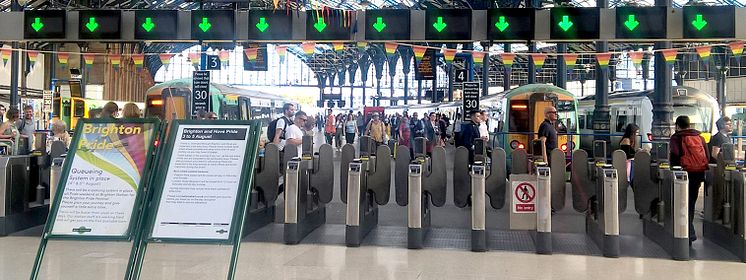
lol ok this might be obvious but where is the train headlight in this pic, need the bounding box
[510,140,520,150]
[561,143,568,152]
[517,143,525,150]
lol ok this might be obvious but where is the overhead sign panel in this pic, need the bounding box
[549,7,599,40]
[365,10,411,41]
[24,10,66,40]
[425,9,472,41]
[487,8,535,41]
[248,10,293,40]
[615,7,667,39]
[78,10,121,40]
[134,10,178,40]
[682,6,735,39]
[191,10,235,40]
[306,10,352,41]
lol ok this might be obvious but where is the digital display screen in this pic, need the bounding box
[425,9,472,41]
[487,8,535,41]
[615,7,667,40]
[550,7,599,40]
[24,10,66,39]
[191,10,235,40]
[78,10,121,40]
[135,10,178,40]
[365,9,411,41]
[306,10,352,41]
[248,10,294,40]
[415,49,436,80]
[682,6,735,39]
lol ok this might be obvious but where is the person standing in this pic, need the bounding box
[324,109,336,145]
[438,114,448,146]
[424,112,438,154]
[619,123,639,183]
[709,116,732,162]
[399,112,411,148]
[335,113,344,150]
[538,106,558,163]
[17,105,35,153]
[0,108,20,154]
[478,110,489,142]
[357,112,365,136]
[669,115,710,245]
[100,102,119,119]
[284,111,309,157]
[366,113,386,146]
[272,103,296,151]
[345,113,358,145]
[0,105,6,123]
[458,111,482,163]
[122,103,142,118]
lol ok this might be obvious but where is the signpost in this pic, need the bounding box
[206,55,221,70]
[42,90,53,115]
[462,82,480,120]
[192,71,210,117]
[455,69,468,83]
[30,119,161,280]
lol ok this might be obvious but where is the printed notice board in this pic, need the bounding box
[512,180,536,213]
[49,119,159,237]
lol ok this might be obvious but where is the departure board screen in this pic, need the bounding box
[487,8,535,41]
[248,10,293,40]
[191,10,235,40]
[78,10,121,40]
[549,7,599,40]
[24,10,66,40]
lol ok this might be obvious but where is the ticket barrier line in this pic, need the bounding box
[0,155,49,236]
[704,143,746,262]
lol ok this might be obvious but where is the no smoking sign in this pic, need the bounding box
[513,182,536,213]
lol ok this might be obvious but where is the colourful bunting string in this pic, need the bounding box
[159,53,173,68]
[276,45,287,64]
[132,54,144,71]
[729,41,744,61]
[531,54,547,70]
[595,53,612,69]
[443,49,456,64]
[83,53,95,69]
[26,50,39,69]
[563,54,578,69]
[1,48,10,67]
[302,42,315,56]
[629,52,644,67]
[661,49,678,65]
[413,46,427,64]
[188,53,200,68]
[109,54,121,70]
[333,42,345,53]
[695,46,712,63]
[384,42,398,56]
[501,53,515,68]
[57,52,69,67]
[472,52,486,66]
[244,48,258,63]
[357,41,368,52]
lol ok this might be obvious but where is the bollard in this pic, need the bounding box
[536,166,552,254]
[345,161,363,246]
[408,163,423,249]
[284,159,301,244]
[602,168,620,257]
[471,164,487,252]
[671,170,690,261]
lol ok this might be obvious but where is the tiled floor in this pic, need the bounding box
[2,235,745,280]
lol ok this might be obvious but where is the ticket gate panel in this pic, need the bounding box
[255,144,281,203]
[424,147,447,207]
[311,144,334,204]
[283,145,299,170]
[611,150,628,213]
[633,151,656,215]
[571,150,593,212]
[550,149,566,211]
[395,145,412,206]
[512,149,529,175]
[485,148,508,209]
[340,144,356,204]
[453,147,471,208]
[368,145,392,205]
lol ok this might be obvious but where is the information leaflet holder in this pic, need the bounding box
[30,118,162,280]
[704,143,746,262]
[126,120,261,280]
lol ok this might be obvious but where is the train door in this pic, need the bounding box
[70,98,86,128]
[162,88,190,120]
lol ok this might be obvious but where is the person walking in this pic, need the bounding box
[324,109,336,145]
[538,106,558,163]
[399,112,411,148]
[345,113,358,145]
[366,113,386,146]
[709,116,732,162]
[335,113,345,150]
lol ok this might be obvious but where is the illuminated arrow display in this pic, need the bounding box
[550,7,600,40]
[85,17,99,32]
[198,18,212,32]
[141,17,155,32]
[313,17,327,32]
[364,9,410,40]
[191,10,234,40]
[425,9,471,40]
[691,14,707,31]
[433,17,447,32]
[494,16,509,32]
[624,15,639,31]
[31,18,44,32]
[372,17,387,32]
[558,15,573,32]
[255,17,269,32]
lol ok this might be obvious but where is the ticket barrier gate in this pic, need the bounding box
[340,136,392,247]
[283,135,334,244]
[633,143,689,260]
[570,141,628,257]
[394,137,446,249]
[704,143,746,262]
[0,155,49,235]
[243,143,282,235]
[452,139,507,252]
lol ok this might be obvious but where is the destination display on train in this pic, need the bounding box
[191,10,235,40]
[425,9,472,41]
[365,9,411,41]
[24,10,66,39]
[248,10,293,40]
[682,6,735,39]
[306,10,352,41]
[550,7,600,40]
[135,10,178,40]
[78,10,122,40]
[487,8,535,41]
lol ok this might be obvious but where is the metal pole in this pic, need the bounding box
[417,80,422,104]
[652,0,675,140]
[481,42,490,97]
[593,0,611,145]
[448,64,454,102]
[556,44,567,89]
[528,43,536,84]
[503,44,511,92]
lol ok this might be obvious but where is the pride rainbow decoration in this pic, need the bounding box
[443,49,456,64]
[131,54,144,71]
[472,52,486,66]
[385,42,398,56]
[218,50,230,66]
[413,45,427,64]
[57,52,69,67]
[333,42,345,53]
[188,53,200,68]
[302,42,315,56]
[563,54,578,70]
[83,53,95,69]
[661,49,678,64]
[695,46,711,63]
[595,53,612,69]
[729,41,744,61]
[27,50,39,69]
[1,48,10,67]
[357,41,368,52]
[276,45,287,64]
[109,54,121,71]
[629,52,644,67]
[531,54,547,70]
[501,53,515,69]
[159,53,173,68]
[244,48,258,63]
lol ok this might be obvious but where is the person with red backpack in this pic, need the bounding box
[669,115,710,245]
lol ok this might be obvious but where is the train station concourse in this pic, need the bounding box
[4,0,746,279]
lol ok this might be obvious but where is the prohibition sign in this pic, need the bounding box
[514,182,536,203]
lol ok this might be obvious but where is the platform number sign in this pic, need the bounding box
[455,69,468,83]
[206,55,221,70]
[462,82,480,118]
[513,181,536,213]
[192,71,210,117]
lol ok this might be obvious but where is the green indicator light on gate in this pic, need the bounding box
[624,15,640,31]
[692,14,708,31]
[494,16,509,32]
[31,17,44,32]
[313,17,327,32]
[85,17,99,32]
[141,17,155,32]
[198,17,212,32]
[256,17,269,32]
[558,15,573,32]
[372,17,387,32]
[433,16,447,32]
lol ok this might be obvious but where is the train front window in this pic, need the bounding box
[73,101,85,117]
[557,101,576,132]
[674,104,713,132]
[508,101,530,132]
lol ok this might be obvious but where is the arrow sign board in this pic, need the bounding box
[305,10,352,41]
[615,7,667,39]
[550,7,599,40]
[134,10,178,40]
[191,10,234,40]
[683,6,735,39]
[425,9,472,41]
[78,10,121,40]
[24,10,66,39]
[248,10,293,40]
[487,8,535,40]
[365,10,411,40]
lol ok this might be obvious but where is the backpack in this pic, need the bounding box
[680,135,709,172]
[266,116,290,141]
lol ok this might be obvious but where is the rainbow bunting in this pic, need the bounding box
[357,41,368,52]
[501,53,515,68]
[384,42,398,56]
[661,49,678,65]
[729,41,744,61]
[132,54,144,71]
[629,52,644,67]
[472,52,486,66]
[0,48,10,67]
[244,48,258,63]
[333,42,345,53]
[276,45,287,64]
[159,53,173,68]
[595,53,612,69]
[531,54,547,70]
[26,50,39,69]
[83,53,95,69]
[413,46,427,63]
[302,42,315,56]
[695,46,712,63]
[563,54,578,69]
[443,49,457,64]
[188,53,201,68]
[109,54,122,71]
[57,52,69,67]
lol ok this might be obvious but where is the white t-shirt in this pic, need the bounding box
[274,117,288,150]
[284,124,304,157]
[479,123,489,138]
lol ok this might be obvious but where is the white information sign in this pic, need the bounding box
[151,124,250,240]
[512,180,537,214]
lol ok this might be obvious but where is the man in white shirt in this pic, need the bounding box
[284,111,308,157]
[478,111,489,141]
[274,103,296,151]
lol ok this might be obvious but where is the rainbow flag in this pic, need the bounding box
[357,41,368,52]
[661,49,678,65]
[302,42,315,56]
[333,42,345,53]
[384,42,398,56]
[109,54,121,71]
[729,41,744,61]
[563,54,578,69]
[131,54,144,71]
[695,46,711,63]
[83,53,95,69]
[531,54,547,70]
[413,46,427,64]
[244,48,258,63]
[501,53,515,69]
[0,48,10,67]
[443,49,457,64]
[595,53,612,69]
[472,52,486,66]
[276,45,287,64]
[159,53,173,68]
[57,52,69,67]
[629,51,644,67]
[188,53,200,68]
[27,50,39,69]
